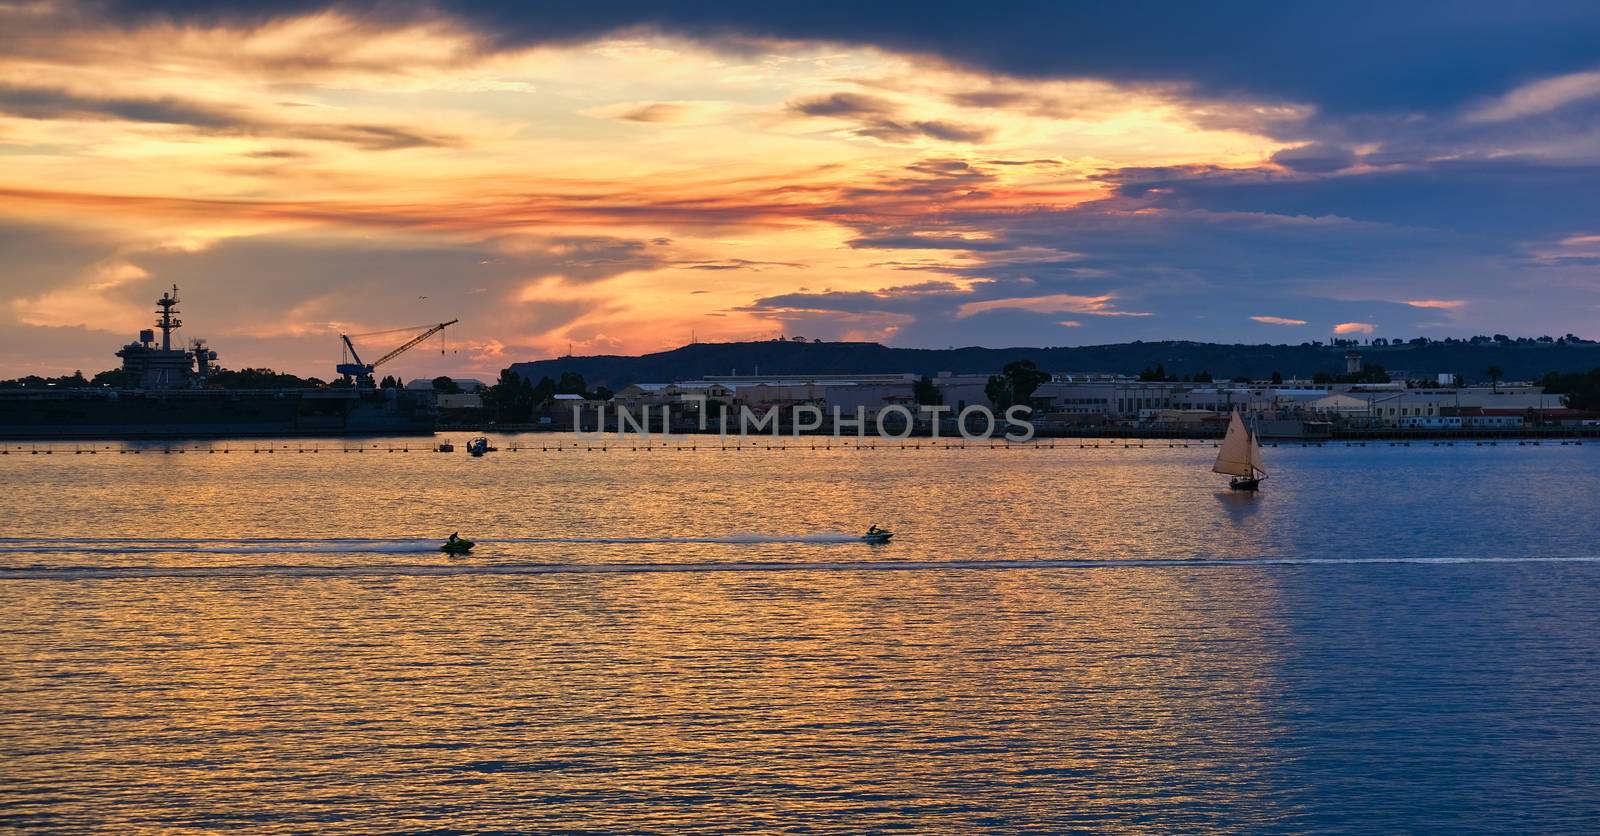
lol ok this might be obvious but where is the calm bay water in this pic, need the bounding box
[2,438,1599,832]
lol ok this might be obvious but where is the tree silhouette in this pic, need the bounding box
[482,369,534,422]
[985,360,1050,409]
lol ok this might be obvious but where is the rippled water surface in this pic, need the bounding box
[3,438,1599,832]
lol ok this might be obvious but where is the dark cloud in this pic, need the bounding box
[743,280,968,315]
[672,258,808,270]
[943,86,1184,125]
[0,83,453,149]
[96,1,1600,114]
[747,145,1600,346]
[788,92,991,143]
[1102,157,1600,240]
[905,120,990,143]
[615,102,689,123]
[851,118,991,144]
[291,123,453,150]
[1271,143,1359,173]
[903,159,981,176]
[0,82,241,127]
[948,90,1032,109]
[846,234,1011,251]
[787,92,895,118]
[740,269,1480,349]
[830,158,997,205]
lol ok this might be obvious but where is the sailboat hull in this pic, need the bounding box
[1228,477,1262,492]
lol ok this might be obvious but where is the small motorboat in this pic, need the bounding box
[466,436,490,457]
[441,533,475,554]
[862,527,894,544]
[435,440,455,453]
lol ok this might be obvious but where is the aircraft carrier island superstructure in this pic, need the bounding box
[0,287,440,439]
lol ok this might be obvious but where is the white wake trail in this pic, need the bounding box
[3,555,1597,581]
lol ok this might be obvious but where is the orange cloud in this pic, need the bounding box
[1333,321,1376,335]
[0,15,1306,377]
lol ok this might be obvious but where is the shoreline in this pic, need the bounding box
[3,432,1592,453]
[436,424,1600,442]
[3,425,1597,443]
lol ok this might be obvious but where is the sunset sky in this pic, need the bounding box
[4,1,1600,379]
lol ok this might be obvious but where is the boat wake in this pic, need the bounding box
[2,555,1597,581]
[494,534,864,545]
[0,538,442,555]
[0,532,865,555]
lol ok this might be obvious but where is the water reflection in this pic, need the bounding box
[1213,489,1264,527]
[0,568,1299,830]
[2,441,1599,830]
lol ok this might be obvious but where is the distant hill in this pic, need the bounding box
[509,340,1600,391]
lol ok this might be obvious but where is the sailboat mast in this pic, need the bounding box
[1245,417,1267,479]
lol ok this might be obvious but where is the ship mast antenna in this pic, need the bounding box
[156,285,182,351]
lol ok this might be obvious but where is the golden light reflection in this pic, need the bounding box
[0,444,1299,829]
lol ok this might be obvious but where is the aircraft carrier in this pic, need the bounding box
[0,287,440,439]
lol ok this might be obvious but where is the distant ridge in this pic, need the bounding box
[509,340,1600,390]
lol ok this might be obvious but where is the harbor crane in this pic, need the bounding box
[337,319,458,388]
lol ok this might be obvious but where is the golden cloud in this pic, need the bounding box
[0,14,1305,376]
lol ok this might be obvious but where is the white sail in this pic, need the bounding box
[1212,411,1254,477]
[1247,424,1268,477]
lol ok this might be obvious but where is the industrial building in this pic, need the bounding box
[578,366,1577,436]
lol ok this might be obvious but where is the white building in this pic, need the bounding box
[1305,393,1372,417]
[611,382,736,407]
[1035,380,1191,418]
[1338,385,1558,425]
[729,378,917,418]
[598,367,1564,430]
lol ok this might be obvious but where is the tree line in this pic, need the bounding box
[1536,370,1600,411]
[9,361,1599,414]
[478,370,613,423]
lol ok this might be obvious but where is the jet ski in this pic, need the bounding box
[862,528,893,544]
[440,533,475,554]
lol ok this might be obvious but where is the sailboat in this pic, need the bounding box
[1213,411,1267,491]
